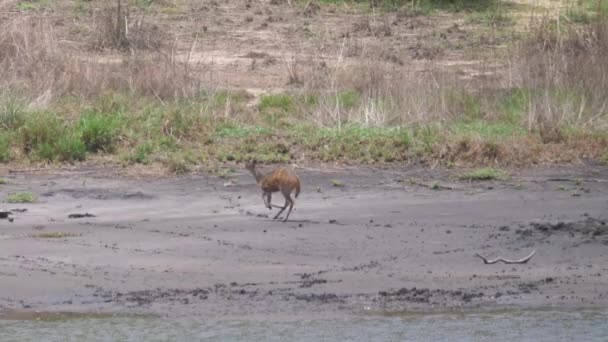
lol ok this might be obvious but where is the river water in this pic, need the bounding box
[1,309,606,341]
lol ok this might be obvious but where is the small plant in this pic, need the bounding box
[17,0,45,11]
[6,192,38,203]
[78,111,122,153]
[0,178,9,185]
[131,143,154,164]
[331,179,344,187]
[0,96,26,130]
[430,181,440,190]
[165,154,189,174]
[459,168,509,181]
[33,232,81,238]
[54,134,87,162]
[215,168,231,179]
[558,185,567,191]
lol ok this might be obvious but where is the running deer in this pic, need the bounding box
[245,160,301,222]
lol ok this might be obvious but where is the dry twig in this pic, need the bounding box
[475,250,536,264]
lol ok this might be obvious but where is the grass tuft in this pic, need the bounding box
[0,132,11,162]
[6,192,38,203]
[331,179,344,187]
[459,167,509,181]
[79,111,123,153]
[33,232,81,239]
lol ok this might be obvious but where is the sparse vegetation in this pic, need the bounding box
[6,192,38,203]
[459,168,509,181]
[33,232,81,238]
[331,179,344,187]
[0,0,606,172]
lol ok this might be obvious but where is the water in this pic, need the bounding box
[0,309,606,341]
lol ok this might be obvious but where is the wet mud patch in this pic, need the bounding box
[377,287,484,305]
[96,287,211,307]
[515,217,608,244]
[68,213,96,219]
[289,293,346,304]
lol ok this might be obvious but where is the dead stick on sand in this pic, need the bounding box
[475,250,536,264]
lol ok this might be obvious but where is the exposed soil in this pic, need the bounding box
[1,163,607,320]
[0,0,542,99]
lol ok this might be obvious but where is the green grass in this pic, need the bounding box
[259,94,295,127]
[451,121,525,139]
[0,132,11,162]
[602,152,608,165]
[0,178,9,185]
[459,167,509,181]
[0,96,26,130]
[312,0,506,12]
[411,0,506,13]
[564,0,608,23]
[16,0,48,11]
[6,192,38,203]
[1,86,606,172]
[469,7,514,27]
[125,142,154,165]
[33,232,81,239]
[331,179,344,187]
[79,110,123,153]
[52,134,87,162]
[498,88,530,124]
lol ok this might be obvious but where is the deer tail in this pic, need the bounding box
[295,181,301,198]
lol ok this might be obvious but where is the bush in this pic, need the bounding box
[79,111,122,152]
[19,111,64,153]
[54,134,87,162]
[0,132,11,162]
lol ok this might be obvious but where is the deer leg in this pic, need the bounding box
[282,195,295,222]
[262,192,272,210]
[273,199,288,220]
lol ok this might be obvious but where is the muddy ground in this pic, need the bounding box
[0,163,607,320]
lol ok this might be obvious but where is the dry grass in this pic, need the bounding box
[0,15,203,106]
[511,17,608,138]
[0,2,606,170]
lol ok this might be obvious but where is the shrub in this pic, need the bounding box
[79,111,122,152]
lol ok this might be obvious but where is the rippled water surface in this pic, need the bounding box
[1,309,606,341]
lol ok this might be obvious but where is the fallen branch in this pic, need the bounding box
[475,250,536,264]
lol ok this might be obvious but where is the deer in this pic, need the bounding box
[245,160,301,222]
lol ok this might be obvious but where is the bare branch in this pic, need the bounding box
[475,250,536,264]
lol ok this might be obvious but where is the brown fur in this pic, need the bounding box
[245,160,301,222]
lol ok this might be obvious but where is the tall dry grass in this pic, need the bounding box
[512,17,608,138]
[0,16,203,107]
[295,15,608,135]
